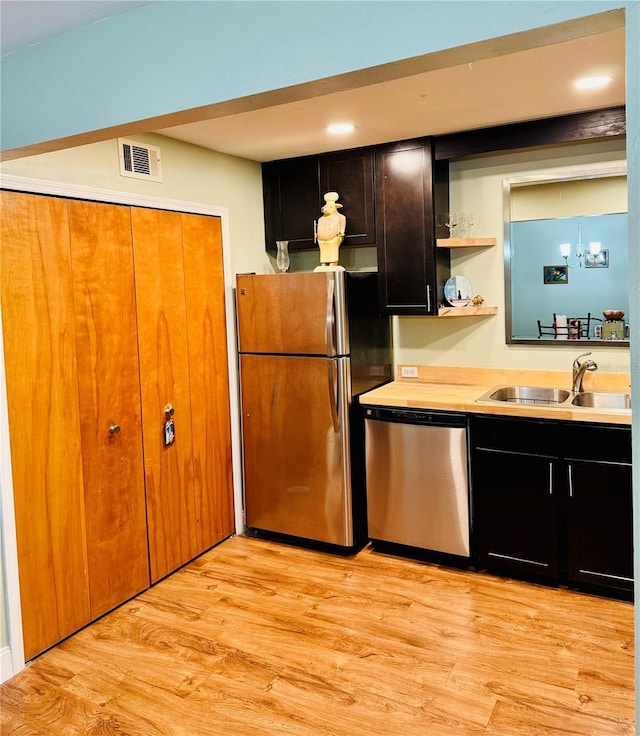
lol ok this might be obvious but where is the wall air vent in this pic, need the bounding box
[118,138,163,182]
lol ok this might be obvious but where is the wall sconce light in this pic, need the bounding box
[560,224,602,268]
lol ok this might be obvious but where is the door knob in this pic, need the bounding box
[109,424,121,435]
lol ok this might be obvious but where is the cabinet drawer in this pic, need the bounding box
[471,415,560,456]
[564,422,631,464]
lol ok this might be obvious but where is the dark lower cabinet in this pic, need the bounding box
[565,423,633,596]
[474,449,560,578]
[472,416,561,579]
[471,415,633,599]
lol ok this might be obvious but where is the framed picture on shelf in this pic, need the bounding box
[543,265,568,284]
[585,249,609,268]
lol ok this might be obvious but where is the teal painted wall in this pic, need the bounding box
[511,214,629,338]
[0,0,624,152]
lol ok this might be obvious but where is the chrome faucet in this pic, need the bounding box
[572,352,598,393]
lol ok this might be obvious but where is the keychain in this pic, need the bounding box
[163,404,175,447]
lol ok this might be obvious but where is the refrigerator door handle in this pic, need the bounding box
[327,360,340,432]
[325,275,336,356]
[337,358,353,538]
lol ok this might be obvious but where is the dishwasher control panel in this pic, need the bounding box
[364,406,467,428]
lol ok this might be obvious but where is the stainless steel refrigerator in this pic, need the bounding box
[236,270,392,550]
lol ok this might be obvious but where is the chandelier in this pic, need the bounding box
[560,224,601,268]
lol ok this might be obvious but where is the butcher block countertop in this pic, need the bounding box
[359,365,632,426]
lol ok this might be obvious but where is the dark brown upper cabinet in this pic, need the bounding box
[262,146,376,252]
[320,148,375,248]
[374,138,450,315]
[262,156,319,251]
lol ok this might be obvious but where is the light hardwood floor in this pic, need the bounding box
[1,535,634,735]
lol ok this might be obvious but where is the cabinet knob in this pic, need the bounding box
[109,424,121,435]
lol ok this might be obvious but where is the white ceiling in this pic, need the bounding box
[0,1,150,56]
[156,28,625,162]
[0,3,625,163]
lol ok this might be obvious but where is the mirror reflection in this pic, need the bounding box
[504,167,629,345]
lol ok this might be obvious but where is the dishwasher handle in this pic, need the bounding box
[363,406,467,428]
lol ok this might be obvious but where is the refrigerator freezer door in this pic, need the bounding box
[236,272,348,356]
[240,353,353,546]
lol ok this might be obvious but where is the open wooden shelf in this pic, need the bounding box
[437,306,498,317]
[436,237,496,248]
[434,237,497,317]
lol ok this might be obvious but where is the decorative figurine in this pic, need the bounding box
[314,192,346,271]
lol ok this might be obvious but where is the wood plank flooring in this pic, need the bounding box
[1,534,634,735]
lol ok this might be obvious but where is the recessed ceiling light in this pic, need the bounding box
[574,75,613,91]
[327,123,355,134]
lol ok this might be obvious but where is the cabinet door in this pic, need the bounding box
[474,449,560,577]
[320,148,375,247]
[0,191,91,660]
[564,423,633,595]
[182,213,235,550]
[132,208,197,582]
[567,459,633,594]
[68,200,150,617]
[374,138,449,315]
[262,157,320,250]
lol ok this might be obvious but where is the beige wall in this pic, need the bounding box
[0,133,270,278]
[394,138,630,374]
[2,134,628,377]
[511,175,627,221]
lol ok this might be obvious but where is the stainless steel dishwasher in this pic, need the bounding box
[364,407,470,557]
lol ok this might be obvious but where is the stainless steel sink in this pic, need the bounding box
[477,385,571,406]
[476,384,631,412]
[571,392,631,410]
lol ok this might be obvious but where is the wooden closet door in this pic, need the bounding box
[0,191,90,660]
[67,200,150,616]
[131,208,197,582]
[182,213,234,549]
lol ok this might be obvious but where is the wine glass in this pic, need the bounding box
[275,241,290,273]
[458,212,474,237]
[445,212,459,237]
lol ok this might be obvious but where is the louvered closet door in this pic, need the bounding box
[67,200,150,617]
[0,191,91,660]
[182,213,234,548]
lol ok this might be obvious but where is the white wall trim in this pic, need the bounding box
[0,301,25,683]
[0,645,18,684]
[0,175,245,680]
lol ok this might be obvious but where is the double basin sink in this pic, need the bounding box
[476,385,631,411]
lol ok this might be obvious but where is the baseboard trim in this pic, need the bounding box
[1,645,15,683]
